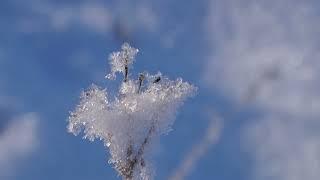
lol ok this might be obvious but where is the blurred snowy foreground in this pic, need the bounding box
[67,43,197,180]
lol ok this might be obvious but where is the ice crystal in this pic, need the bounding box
[106,43,139,81]
[68,43,197,180]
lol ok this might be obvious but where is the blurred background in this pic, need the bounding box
[1,0,320,180]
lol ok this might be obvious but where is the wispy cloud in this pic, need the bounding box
[0,113,39,178]
[17,1,112,34]
[15,0,160,37]
[169,117,222,180]
[205,0,320,179]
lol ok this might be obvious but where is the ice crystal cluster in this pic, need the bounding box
[67,43,196,180]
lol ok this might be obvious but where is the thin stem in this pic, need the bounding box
[124,65,128,82]
[137,73,145,93]
[119,123,156,180]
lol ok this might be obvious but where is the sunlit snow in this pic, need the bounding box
[68,43,196,180]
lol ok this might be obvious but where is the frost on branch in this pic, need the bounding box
[106,43,139,81]
[67,43,197,180]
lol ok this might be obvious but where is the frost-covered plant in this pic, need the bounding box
[67,43,197,180]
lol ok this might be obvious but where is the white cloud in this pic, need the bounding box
[0,113,39,177]
[23,1,113,34]
[205,0,320,115]
[246,116,320,180]
[109,0,160,40]
[135,4,158,32]
[49,3,112,33]
[205,0,320,179]
[16,0,160,36]
[0,48,40,178]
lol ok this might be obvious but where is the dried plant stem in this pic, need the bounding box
[137,74,145,94]
[123,57,129,82]
[119,123,155,180]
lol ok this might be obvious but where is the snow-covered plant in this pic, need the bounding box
[67,43,197,180]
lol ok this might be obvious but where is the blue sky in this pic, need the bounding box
[1,0,320,180]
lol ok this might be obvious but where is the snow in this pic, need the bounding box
[106,43,139,81]
[68,43,196,180]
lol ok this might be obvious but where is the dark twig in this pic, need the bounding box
[124,64,129,82]
[153,76,161,83]
[118,123,156,180]
[138,73,145,93]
